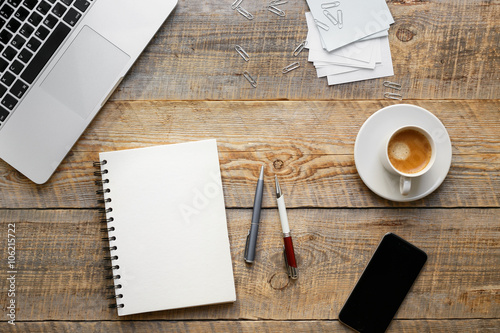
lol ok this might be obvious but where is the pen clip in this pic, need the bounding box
[283,245,298,279]
[244,230,251,261]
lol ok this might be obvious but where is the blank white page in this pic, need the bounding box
[98,139,236,316]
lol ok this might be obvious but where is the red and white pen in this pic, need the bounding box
[275,175,298,279]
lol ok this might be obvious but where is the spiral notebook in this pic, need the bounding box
[95,139,236,316]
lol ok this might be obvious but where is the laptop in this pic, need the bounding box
[0,0,177,184]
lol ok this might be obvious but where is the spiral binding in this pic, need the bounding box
[97,188,110,195]
[100,217,114,224]
[94,159,124,310]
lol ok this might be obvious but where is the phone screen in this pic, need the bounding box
[338,233,427,333]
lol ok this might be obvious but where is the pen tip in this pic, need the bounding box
[259,165,264,179]
[275,175,281,197]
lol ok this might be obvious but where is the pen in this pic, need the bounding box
[275,175,298,279]
[244,166,265,264]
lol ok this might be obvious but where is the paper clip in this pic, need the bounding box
[282,62,300,74]
[321,1,340,9]
[293,40,307,57]
[243,71,257,88]
[337,10,343,29]
[267,5,286,17]
[383,81,402,90]
[269,0,288,5]
[324,10,339,26]
[237,6,254,20]
[315,19,330,31]
[231,0,243,10]
[384,92,403,100]
[235,45,250,61]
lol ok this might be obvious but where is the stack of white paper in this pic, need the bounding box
[305,0,395,85]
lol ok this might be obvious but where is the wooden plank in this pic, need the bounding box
[0,208,497,321]
[5,320,500,333]
[0,100,497,208]
[108,1,499,100]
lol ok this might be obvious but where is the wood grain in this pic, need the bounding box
[5,320,500,332]
[0,0,498,330]
[0,208,497,321]
[0,100,497,209]
[107,0,500,101]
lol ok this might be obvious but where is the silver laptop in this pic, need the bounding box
[0,0,177,184]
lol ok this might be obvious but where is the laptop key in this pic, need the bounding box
[9,60,24,75]
[15,6,30,21]
[0,105,9,122]
[21,22,71,84]
[44,14,58,29]
[61,0,74,6]
[52,3,68,17]
[1,93,18,110]
[28,11,43,26]
[63,8,82,26]
[74,0,91,12]
[35,26,50,40]
[18,48,33,63]
[11,34,26,49]
[2,46,17,61]
[37,2,52,16]
[6,18,22,33]
[10,79,28,98]
[19,23,35,38]
[0,5,15,20]
[1,71,16,86]
[26,36,41,52]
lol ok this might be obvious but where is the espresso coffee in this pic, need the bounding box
[388,129,432,174]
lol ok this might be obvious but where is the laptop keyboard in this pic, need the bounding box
[0,0,94,126]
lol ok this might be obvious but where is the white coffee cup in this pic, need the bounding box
[380,125,436,195]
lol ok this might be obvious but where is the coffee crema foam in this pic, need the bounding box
[388,129,432,174]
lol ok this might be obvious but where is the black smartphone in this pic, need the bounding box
[338,233,427,333]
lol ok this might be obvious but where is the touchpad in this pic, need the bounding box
[41,25,130,119]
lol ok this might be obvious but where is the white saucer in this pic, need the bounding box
[354,104,452,202]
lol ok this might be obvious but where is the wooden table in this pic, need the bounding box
[1,0,498,332]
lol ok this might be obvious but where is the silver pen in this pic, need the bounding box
[244,166,265,263]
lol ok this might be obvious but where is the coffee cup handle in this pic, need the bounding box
[400,176,411,195]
